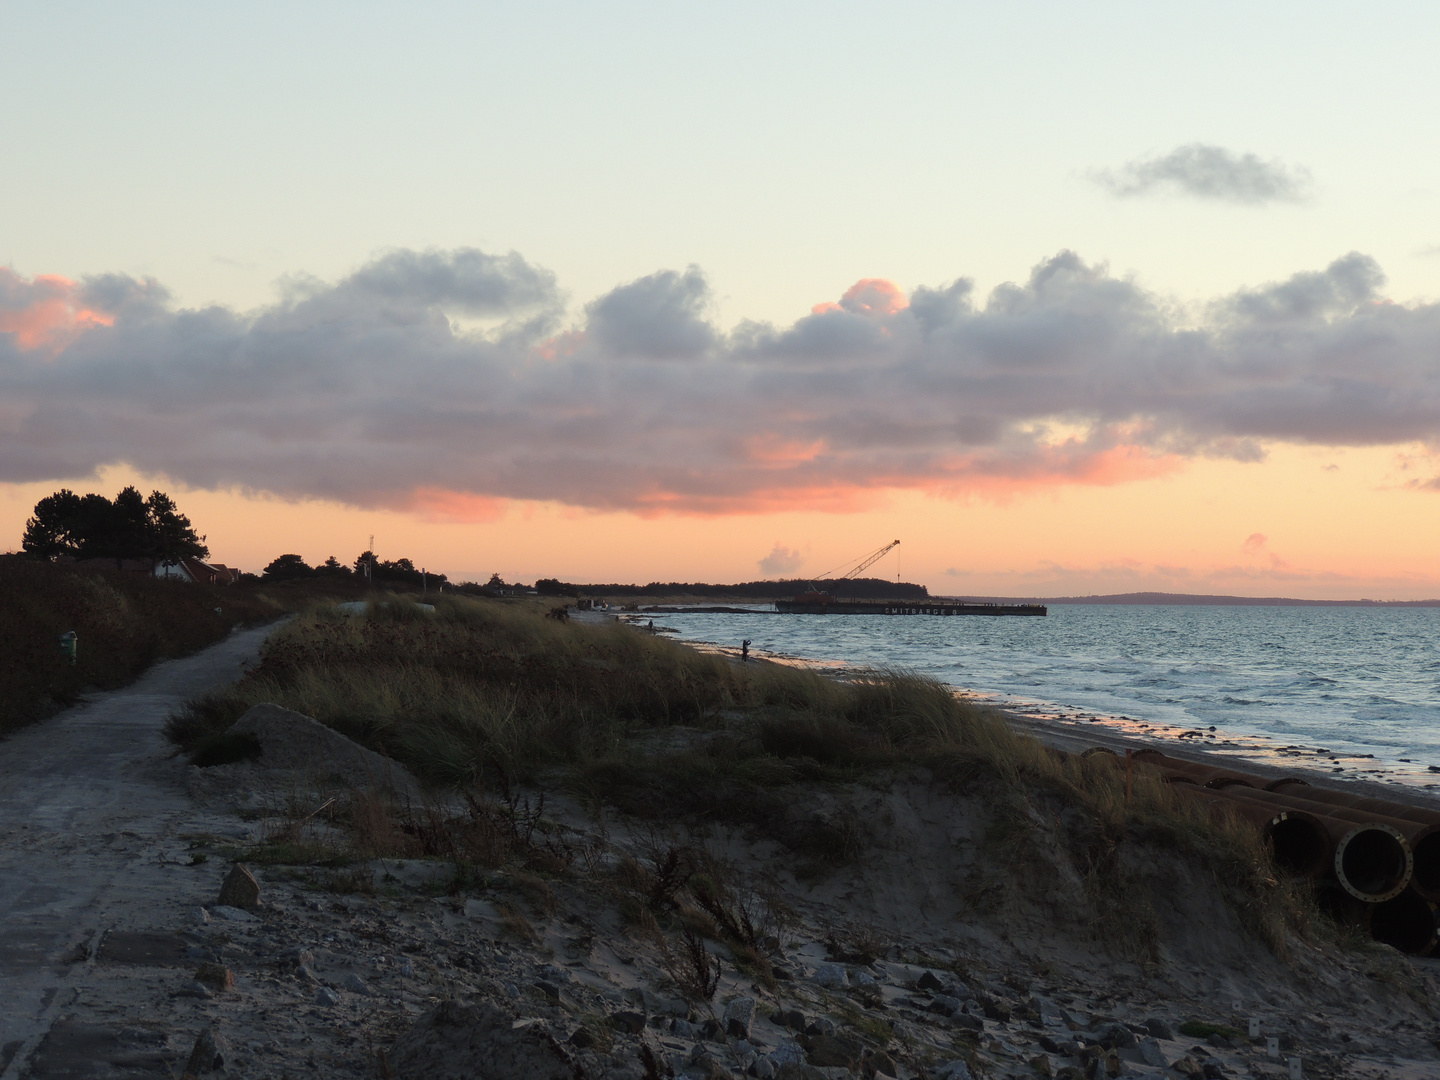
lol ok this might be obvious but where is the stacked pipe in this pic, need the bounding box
[1121,748,1440,955]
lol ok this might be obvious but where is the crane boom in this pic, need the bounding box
[841,539,900,580]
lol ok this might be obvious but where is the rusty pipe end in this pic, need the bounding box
[1265,810,1333,879]
[1407,828,1440,903]
[1335,823,1413,902]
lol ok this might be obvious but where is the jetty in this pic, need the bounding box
[775,597,1047,616]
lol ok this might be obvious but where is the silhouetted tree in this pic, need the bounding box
[262,554,314,580]
[21,487,208,563]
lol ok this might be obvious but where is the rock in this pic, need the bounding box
[853,970,877,986]
[778,1009,807,1031]
[981,998,1012,1023]
[804,1034,861,1069]
[1135,1038,1168,1068]
[1092,1022,1135,1049]
[388,1000,578,1080]
[216,863,260,910]
[752,1058,777,1079]
[296,964,319,984]
[916,970,945,993]
[533,980,562,1002]
[341,972,372,995]
[1143,1018,1174,1040]
[611,1010,646,1035]
[1171,1057,1202,1079]
[865,1050,898,1078]
[928,995,962,1016]
[193,963,233,990]
[191,906,211,925]
[227,703,423,797]
[399,957,414,977]
[568,1028,594,1048]
[932,1060,972,1080]
[1029,1055,1053,1078]
[209,905,258,923]
[775,1065,826,1080]
[315,987,340,1006]
[950,1012,984,1033]
[701,1017,725,1040]
[1201,1063,1227,1080]
[180,1026,228,1077]
[804,1017,836,1037]
[813,963,848,988]
[725,997,756,1040]
[768,1041,807,1067]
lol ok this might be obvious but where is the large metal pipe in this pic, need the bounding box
[1368,887,1439,956]
[1206,786,1434,897]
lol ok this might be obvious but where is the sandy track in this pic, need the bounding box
[0,624,275,1078]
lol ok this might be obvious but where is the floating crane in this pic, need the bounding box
[795,540,901,604]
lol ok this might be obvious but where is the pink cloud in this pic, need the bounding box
[0,270,113,353]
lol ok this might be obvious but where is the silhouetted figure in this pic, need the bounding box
[741,638,751,662]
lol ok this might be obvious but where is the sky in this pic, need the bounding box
[3,1,1440,598]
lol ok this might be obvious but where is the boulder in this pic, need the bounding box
[216,863,260,910]
[227,703,422,796]
[724,996,756,1040]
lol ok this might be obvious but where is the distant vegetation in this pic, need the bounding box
[21,486,209,563]
[0,557,285,737]
[261,550,448,590]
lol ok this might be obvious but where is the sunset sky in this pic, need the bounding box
[4,2,1440,598]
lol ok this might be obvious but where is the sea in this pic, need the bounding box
[635,604,1440,790]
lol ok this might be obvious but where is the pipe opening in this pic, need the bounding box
[1369,890,1438,955]
[1265,777,1310,791]
[1205,776,1254,790]
[1268,816,1331,878]
[1163,774,1197,785]
[1411,832,1440,897]
[1337,826,1411,901]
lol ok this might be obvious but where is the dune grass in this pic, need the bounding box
[0,556,288,737]
[169,594,1308,954]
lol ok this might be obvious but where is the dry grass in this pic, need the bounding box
[167,594,1310,956]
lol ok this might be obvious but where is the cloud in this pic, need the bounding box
[1095,144,1311,204]
[5,246,1440,517]
[1242,533,1268,553]
[758,543,804,576]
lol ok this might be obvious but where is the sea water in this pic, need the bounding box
[647,604,1440,788]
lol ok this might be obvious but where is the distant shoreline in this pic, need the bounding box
[942,590,1440,608]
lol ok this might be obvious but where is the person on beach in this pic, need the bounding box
[741,638,751,662]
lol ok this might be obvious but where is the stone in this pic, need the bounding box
[1092,1022,1136,1049]
[209,905,258,923]
[341,972,372,995]
[1171,1058,1202,1079]
[612,1010,647,1035]
[193,963,233,990]
[866,1050,898,1078]
[933,1060,973,1080]
[1136,1038,1168,1068]
[774,1065,826,1080]
[316,987,340,1006]
[388,1000,579,1080]
[767,1041,807,1067]
[981,998,1012,1023]
[296,964,319,984]
[950,1012,984,1033]
[804,1034,861,1069]
[928,995,962,1016]
[534,980,562,1002]
[916,970,945,993]
[569,1028,594,1048]
[180,1026,228,1077]
[725,997,756,1040]
[216,863,261,910]
[1029,1055,1053,1078]
[1143,1018,1174,1040]
[779,1009,807,1031]
[813,963,848,988]
[191,906,211,925]
[752,1058,776,1080]
[804,1017,836,1037]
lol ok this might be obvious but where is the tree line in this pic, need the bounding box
[261,551,448,588]
[21,487,209,564]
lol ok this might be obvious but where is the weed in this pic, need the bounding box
[659,924,721,1003]
[1178,1020,1246,1041]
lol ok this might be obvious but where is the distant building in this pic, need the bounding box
[155,558,239,585]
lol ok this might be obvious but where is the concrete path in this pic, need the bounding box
[0,624,275,1078]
